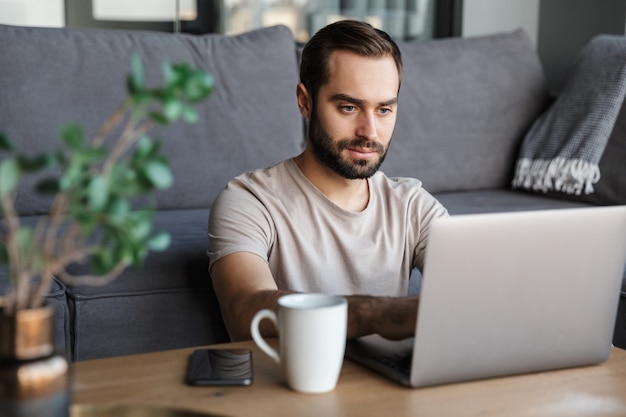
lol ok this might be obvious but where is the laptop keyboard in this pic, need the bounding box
[372,351,413,376]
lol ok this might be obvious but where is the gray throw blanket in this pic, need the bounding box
[512,35,626,195]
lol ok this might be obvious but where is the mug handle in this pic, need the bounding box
[250,309,281,364]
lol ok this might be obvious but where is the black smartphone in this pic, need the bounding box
[185,348,253,386]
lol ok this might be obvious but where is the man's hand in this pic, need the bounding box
[211,252,419,341]
[347,295,418,340]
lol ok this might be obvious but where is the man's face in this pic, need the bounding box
[306,50,400,180]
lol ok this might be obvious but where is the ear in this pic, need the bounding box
[296,83,312,119]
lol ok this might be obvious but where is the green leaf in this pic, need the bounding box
[142,159,173,189]
[0,133,15,152]
[108,197,131,221]
[147,231,171,251]
[90,250,109,276]
[59,149,95,191]
[162,62,180,86]
[73,210,100,234]
[36,178,60,194]
[127,210,153,241]
[181,106,198,123]
[163,98,183,121]
[0,158,20,197]
[91,247,128,276]
[87,174,109,211]
[113,234,139,266]
[133,246,149,266]
[117,169,153,196]
[149,112,169,126]
[131,90,153,106]
[168,62,189,86]
[128,54,145,94]
[109,163,142,196]
[134,136,154,160]
[184,71,214,103]
[60,124,84,150]
[17,153,52,173]
[17,226,34,255]
[59,164,82,191]
[52,151,67,167]
[0,244,8,265]
[76,146,107,164]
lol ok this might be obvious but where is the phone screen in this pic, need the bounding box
[186,348,253,386]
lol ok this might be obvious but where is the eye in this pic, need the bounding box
[340,105,357,113]
[378,107,392,115]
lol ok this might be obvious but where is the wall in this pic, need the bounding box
[462,0,626,92]
[538,0,626,92]
[0,0,64,27]
[0,0,191,27]
[462,0,540,47]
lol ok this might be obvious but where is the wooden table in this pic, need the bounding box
[71,340,626,417]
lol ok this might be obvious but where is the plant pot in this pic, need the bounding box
[0,304,70,417]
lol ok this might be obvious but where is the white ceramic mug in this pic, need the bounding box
[250,293,348,393]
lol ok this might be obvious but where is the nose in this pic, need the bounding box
[355,112,377,140]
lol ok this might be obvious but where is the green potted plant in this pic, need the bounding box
[0,56,213,416]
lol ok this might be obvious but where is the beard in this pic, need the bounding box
[307,110,389,180]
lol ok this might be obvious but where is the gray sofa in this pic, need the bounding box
[0,23,624,361]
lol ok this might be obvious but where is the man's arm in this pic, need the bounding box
[211,252,419,341]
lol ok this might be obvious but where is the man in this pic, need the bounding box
[208,20,448,341]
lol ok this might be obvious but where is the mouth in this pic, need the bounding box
[347,146,379,159]
[342,139,384,160]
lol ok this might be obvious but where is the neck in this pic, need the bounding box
[293,152,370,212]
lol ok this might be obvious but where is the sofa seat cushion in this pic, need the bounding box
[433,189,593,215]
[65,208,227,360]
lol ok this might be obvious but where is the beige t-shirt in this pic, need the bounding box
[208,158,448,297]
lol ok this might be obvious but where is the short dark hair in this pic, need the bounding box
[300,20,403,102]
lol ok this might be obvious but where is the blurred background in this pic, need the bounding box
[1,0,625,92]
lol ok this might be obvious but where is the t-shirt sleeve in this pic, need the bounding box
[412,190,449,271]
[207,178,274,273]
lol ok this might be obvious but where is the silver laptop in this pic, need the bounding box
[345,206,626,388]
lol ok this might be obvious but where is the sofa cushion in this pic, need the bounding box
[64,208,228,360]
[0,23,305,214]
[385,29,549,193]
[47,278,71,357]
[433,189,593,215]
[526,96,626,206]
[0,209,228,361]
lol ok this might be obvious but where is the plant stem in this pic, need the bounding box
[1,191,24,312]
[102,114,154,174]
[55,260,127,287]
[93,101,131,147]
